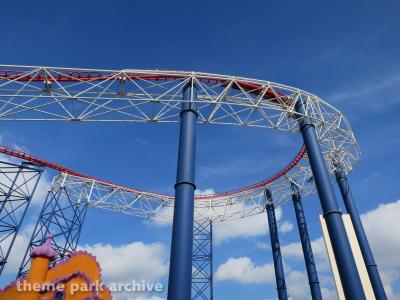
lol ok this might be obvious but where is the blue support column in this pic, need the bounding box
[335,168,387,300]
[295,99,366,299]
[291,183,322,300]
[265,189,288,300]
[168,80,197,300]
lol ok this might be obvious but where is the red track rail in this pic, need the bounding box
[0,68,299,199]
[0,144,306,200]
[0,70,285,100]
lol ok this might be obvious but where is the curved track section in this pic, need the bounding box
[0,65,359,173]
[0,144,311,222]
[0,65,360,221]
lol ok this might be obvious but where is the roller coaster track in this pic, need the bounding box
[0,143,306,200]
[0,65,358,220]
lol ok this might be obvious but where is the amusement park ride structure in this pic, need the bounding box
[0,65,388,300]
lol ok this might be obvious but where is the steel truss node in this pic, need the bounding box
[0,144,314,223]
[0,160,43,276]
[0,65,359,175]
[0,64,381,299]
[192,218,213,300]
[0,65,361,222]
[17,173,88,277]
[22,162,315,223]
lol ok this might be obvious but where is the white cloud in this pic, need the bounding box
[0,227,32,278]
[149,187,289,239]
[281,241,302,258]
[321,287,338,300]
[195,188,215,196]
[286,270,309,299]
[215,255,338,300]
[215,256,275,284]
[80,241,169,284]
[256,242,270,250]
[361,200,400,269]
[214,254,338,300]
[30,172,52,206]
[0,223,44,284]
[151,202,277,242]
[1,233,170,299]
[361,200,400,299]
[0,134,55,281]
[282,237,330,272]
[279,221,294,234]
[213,207,282,244]
[149,188,216,226]
[0,152,52,207]
[149,206,174,226]
[281,200,400,299]
[131,297,165,300]
[0,132,52,207]
[80,241,169,300]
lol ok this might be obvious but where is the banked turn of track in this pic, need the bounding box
[0,143,311,222]
[0,65,360,221]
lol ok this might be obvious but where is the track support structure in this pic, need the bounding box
[17,173,89,277]
[0,161,43,276]
[295,99,366,299]
[168,80,198,300]
[265,189,287,300]
[192,217,213,300]
[335,167,387,300]
[291,183,322,300]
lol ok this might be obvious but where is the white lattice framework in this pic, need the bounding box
[0,65,360,222]
[47,153,314,223]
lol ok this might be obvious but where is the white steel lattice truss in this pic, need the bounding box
[0,65,360,222]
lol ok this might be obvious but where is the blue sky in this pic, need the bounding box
[0,0,400,299]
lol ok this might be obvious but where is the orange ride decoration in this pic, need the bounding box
[0,236,111,300]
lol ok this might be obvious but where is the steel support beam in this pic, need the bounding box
[265,189,287,300]
[168,80,198,300]
[0,161,43,276]
[335,168,387,300]
[192,217,213,300]
[295,99,366,299]
[291,183,322,300]
[17,173,88,277]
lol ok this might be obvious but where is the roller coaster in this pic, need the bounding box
[0,65,387,300]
